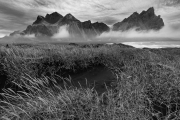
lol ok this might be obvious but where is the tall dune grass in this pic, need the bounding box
[1,43,180,119]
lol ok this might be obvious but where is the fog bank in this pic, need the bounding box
[99,23,180,39]
[52,25,70,39]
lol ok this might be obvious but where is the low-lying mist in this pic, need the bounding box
[51,22,180,42]
[1,22,180,48]
[52,25,70,39]
[98,23,180,39]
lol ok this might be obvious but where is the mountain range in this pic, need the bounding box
[113,7,164,31]
[10,7,164,38]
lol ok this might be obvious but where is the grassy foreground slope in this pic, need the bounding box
[0,43,180,119]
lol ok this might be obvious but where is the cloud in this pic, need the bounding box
[98,22,180,40]
[159,0,180,6]
[0,1,25,18]
[0,29,13,38]
[0,1,40,36]
[0,0,180,38]
[52,25,70,39]
[24,34,35,38]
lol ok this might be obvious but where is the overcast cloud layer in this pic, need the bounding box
[0,0,180,37]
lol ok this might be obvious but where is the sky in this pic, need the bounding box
[0,0,180,38]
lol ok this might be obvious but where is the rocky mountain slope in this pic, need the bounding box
[113,7,165,31]
[15,12,110,37]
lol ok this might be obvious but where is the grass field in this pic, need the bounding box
[1,43,180,120]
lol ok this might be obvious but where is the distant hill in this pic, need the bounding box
[113,7,164,31]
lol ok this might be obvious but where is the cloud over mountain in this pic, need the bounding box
[0,0,180,37]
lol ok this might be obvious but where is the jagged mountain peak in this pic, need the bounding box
[63,13,78,20]
[124,12,139,22]
[33,12,63,25]
[82,20,92,26]
[33,15,45,24]
[84,20,91,23]
[45,12,61,17]
[59,13,80,25]
[147,7,155,13]
[132,12,139,16]
[113,7,164,31]
[45,12,63,24]
[140,7,155,17]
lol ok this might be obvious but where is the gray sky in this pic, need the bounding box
[0,0,180,37]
